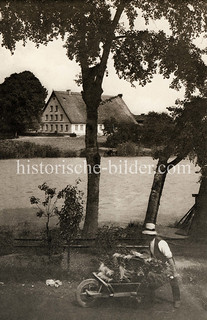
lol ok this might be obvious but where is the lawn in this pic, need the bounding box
[17,135,107,152]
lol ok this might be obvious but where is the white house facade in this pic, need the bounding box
[41,90,136,136]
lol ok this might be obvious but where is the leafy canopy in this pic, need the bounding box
[168,97,207,169]
[0,71,47,134]
[142,97,207,162]
[0,1,207,96]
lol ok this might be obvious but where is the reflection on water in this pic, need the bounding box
[0,157,200,226]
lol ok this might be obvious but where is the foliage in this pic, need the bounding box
[30,181,84,264]
[141,112,173,148]
[30,182,58,254]
[0,2,206,93]
[0,140,77,159]
[94,223,143,257]
[168,97,207,172]
[97,251,172,288]
[0,226,14,255]
[113,30,207,95]
[94,225,125,256]
[103,117,141,148]
[0,71,47,136]
[56,179,84,244]
[116,141,137,156]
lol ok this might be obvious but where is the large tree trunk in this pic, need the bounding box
[82,88,102,238]
[190,169,207,241]
[143,155,183,226]
[144,157,168,225]
[79,3,125,238]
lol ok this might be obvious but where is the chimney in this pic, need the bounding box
[66,89,72,95]
[118,94,123,98]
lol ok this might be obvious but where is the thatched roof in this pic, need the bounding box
[46,90,137,124]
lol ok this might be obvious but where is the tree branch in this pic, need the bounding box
[167,154,187,167]
[97,1,126,83]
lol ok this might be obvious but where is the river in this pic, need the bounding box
[0,157,200,230]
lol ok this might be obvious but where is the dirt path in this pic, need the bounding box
[0,277,206,320]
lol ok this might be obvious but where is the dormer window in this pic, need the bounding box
[55,105,58,112]
[60,114,63,121]
[45,114,48,121]
[50,105,53,112]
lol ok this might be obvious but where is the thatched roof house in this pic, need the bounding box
[41,90,136,135]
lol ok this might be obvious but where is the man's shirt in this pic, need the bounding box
[150,238,173,259]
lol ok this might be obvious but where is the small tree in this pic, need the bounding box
[56,180,84,270]
[30,182,57,257]
[30,180,84,265]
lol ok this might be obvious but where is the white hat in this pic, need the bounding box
[142,223,157,235]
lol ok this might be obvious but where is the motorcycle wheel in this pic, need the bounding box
[76,278,100,308]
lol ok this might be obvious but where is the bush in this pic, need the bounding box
[116,141,137,156]
[0,140,78,159]
[0,226,14,255]
[94,225,125,256]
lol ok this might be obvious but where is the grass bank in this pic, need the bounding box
[0,140,77,159]
[0,136,152,159]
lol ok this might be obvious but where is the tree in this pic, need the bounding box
[103,117,141,148]
[179,97,207,240]
[30,181,84,262]
[56,180,84,270]
[30,182,59,258]
[0,71,47,137]
[1,1,207,236]
[142,98,207,226]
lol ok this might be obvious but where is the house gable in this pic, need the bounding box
[41,90,137,135]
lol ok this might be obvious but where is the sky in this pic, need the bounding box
[0,37,187,115]
[0,9,206,115]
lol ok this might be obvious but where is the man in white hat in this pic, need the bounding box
[142,222,181,308]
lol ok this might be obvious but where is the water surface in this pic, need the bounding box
[0,157,200,228]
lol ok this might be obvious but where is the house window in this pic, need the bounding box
[65,125,68,132]
[45,124,48,131]
[55,125,58,132]
[75,124,78,130]
[45,114,48,121]
[50,115,53,121]
[55,114,58,121]
[51,124,53,132]
[60,125,63,131]
[60,114,63,121]
[55,105,58,112]
[80,124,84,131]
[50,105,53,112]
